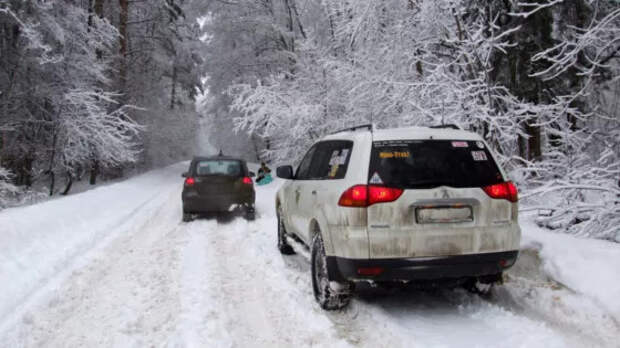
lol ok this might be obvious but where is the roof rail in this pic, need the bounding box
[329,124,373,135]
[429,124,460,130]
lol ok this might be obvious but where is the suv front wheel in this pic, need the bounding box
[311,233,352,310]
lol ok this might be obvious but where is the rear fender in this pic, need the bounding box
[308,211,334,255]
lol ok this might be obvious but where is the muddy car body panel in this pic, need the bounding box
[276,125,520,295]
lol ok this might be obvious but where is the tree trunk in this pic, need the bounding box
[251,133,261,162]
[518,123,528,160]
[119,0,129,94]
[170,65,177,109]
[94,0,104,59]
[48,171,55,196]
[289,0,306,39]
[61,171,73,196]
[89,159,99,185]
[47,132,57,196]
[526,118,542,161]
[88,0,93,30]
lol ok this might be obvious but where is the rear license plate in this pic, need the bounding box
[416,206,473,224]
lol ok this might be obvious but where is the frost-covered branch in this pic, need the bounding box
[531,8,620,81]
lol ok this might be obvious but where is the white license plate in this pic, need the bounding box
[416,207,473,224]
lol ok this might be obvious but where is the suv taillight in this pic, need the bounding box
[184,177,195,186]
[338,185,403,207]
[242,176,253,185]
[483,181,518,202]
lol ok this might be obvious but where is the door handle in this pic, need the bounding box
[311,190,317,195]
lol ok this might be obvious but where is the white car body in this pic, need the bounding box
[276,126,520,288]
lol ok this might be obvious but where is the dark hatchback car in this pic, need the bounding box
[182,156,256,222]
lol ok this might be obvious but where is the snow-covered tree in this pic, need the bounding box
[1,0,203,198]
[203,0,620,240]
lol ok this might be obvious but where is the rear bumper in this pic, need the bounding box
[182,192,254,213]
[326,250,518,282]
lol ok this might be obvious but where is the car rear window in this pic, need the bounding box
[368,140,503,189]
[195,160,242,176]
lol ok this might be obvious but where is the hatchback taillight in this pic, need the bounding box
[483,181,518,202]
[184,177,195,186]
[338,185,403,207]
[242,177,253,185]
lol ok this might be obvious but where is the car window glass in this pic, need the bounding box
[196,160,242,177]
[368,140,503,188]
[326,141,352,179]
[295,146,317,180]
[308,141,353,180]
[307,142,333,179]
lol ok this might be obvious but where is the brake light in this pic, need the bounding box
[242,177,253,185]
[483,181,518,202]
[338,185,403,207]
[184,177,195,186]
[338,185,367,207]
[369,186,403,205]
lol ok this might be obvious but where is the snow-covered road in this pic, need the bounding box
[1,163,618,347]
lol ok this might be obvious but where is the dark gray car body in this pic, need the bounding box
[182,156,255,218]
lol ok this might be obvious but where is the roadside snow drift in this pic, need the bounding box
[0,163,187,326]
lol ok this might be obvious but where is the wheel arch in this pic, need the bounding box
[309,212,335,255]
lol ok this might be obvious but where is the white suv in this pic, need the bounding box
[275,125,520,309]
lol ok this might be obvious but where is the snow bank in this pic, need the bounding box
[0,162,187,325]
[520,212,620,320]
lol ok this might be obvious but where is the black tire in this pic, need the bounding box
[243,204,256,221]
[311,233,352,310]
[182,212,192,222]
[244,211,256,221]
[277,205,295,255]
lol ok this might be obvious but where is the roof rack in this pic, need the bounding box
[429,124,460,130]
[329,124,373,135]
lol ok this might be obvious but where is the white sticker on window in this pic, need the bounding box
[452,141,468,148]
[328,151,340,165]
[340,149,350,163]
[329,149,349,166]
[369,172,383,184]
[476,141,484,149]
[472,151,487,161]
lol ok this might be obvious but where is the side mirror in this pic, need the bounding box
[249,171,256,178]
[276,165,294,180]
[181,172,188,178]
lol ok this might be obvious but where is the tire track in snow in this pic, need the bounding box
[192,216,351,348]
[174,219,229,347]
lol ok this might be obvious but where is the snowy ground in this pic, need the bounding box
[1,162,618,347]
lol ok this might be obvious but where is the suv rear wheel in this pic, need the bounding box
[277,206,295,255]
[311,233,352,310]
